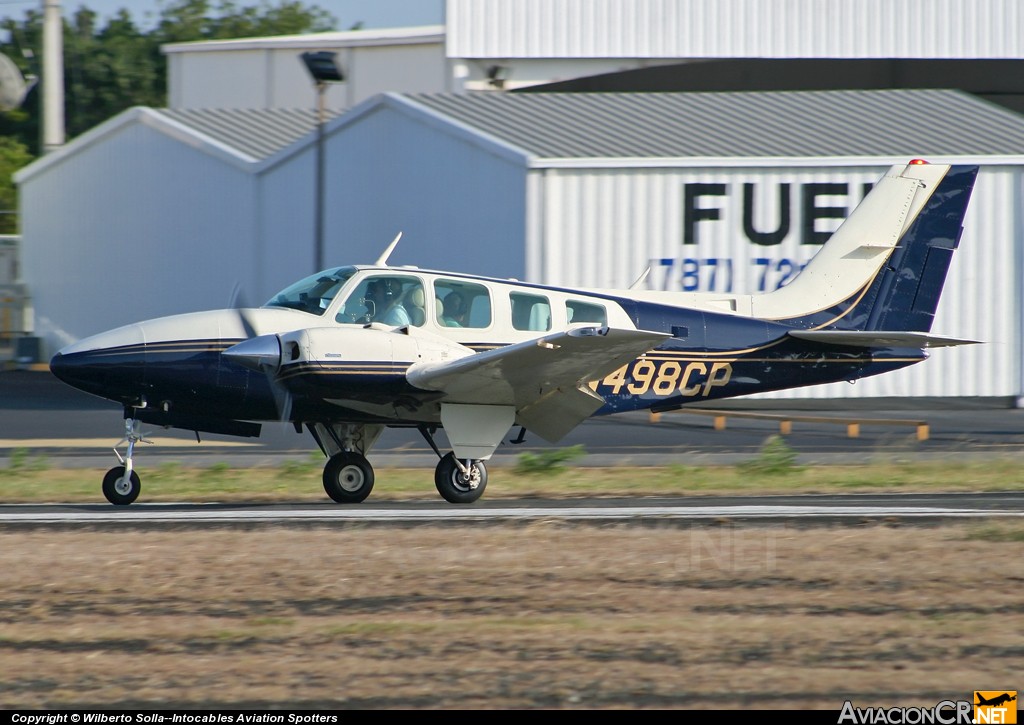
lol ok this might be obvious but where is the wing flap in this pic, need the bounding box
[516,384,606,443]
[789,330,980,348]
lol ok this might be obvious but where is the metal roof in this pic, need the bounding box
[400,89,1024,159]
[162,25,445,54]
[49,88,1024,170]
[156,108,342,162]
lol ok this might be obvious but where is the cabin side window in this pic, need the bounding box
[511,292,551,332]
[567,300,607,325]
[434,280,491,329]
[335,274,425,327]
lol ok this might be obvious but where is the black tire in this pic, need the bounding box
[434,453,487,504]
[322,452,375,503]
[102,466,141,506]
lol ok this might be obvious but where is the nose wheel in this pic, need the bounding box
[102,466,141,506]
[102,417,151,505]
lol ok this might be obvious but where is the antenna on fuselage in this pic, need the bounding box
[374,231,403,267]
[629,265,651,290]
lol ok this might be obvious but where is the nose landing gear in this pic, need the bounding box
[102,418,150,505]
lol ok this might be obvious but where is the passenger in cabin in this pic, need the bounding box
[441,292,467,327]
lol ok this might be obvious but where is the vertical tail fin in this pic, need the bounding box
[754,161,979,332]
[863,164,978,332]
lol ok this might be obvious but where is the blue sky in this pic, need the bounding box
[0,0,445,30]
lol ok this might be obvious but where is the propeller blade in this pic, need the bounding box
[222,334,293,422]
[270,378,294,422]
[224,284,294,423]
[228,281,247,310]
[228,283,260,340]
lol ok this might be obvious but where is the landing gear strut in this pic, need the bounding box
[103,418,149,505]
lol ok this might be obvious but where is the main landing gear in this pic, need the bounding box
[434,452,488,504]
[420,427,487,504]
[319,449,487,505]
[322,451,375,503]
[318,424,488,505]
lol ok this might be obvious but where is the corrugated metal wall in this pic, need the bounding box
[528,164,1021,399]
[167,40,448,111]
[447,0,1023,59]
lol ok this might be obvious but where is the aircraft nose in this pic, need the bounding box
[48,350,68,381]
[49,328,146,402]
[49,349,97,393]
[49,349,143,401]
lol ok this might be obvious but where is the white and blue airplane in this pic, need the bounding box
[50,159,979,505]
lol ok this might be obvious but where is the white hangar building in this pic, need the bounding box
[161,0,1024,115]
[16,88,1024,403]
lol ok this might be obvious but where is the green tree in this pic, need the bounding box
[0,0,338,155]
[0,0,336,230]
[0,136,33,232]
[153,0,336,42]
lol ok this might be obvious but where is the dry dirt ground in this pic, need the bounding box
[0,521,1021,710]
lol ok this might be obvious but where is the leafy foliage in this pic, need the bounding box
[0,0,338,224]
[0,136,31,232]
[0,446,48,474]
[514,444,587,476]
[739,434,799,475]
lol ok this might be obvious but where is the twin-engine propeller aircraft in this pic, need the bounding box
[50,160,979,506]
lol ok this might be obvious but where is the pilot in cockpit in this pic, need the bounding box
[364,278,411,326]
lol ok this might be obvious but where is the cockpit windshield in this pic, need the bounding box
[264,266,356,315]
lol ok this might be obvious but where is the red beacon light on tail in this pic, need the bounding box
[909,158,930,165]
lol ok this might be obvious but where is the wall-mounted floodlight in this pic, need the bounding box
[486,64,509,89]
[301,51,344,84]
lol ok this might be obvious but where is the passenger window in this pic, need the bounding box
[434,280,491,329]
[511,292,551,332]
[567,300,607,325]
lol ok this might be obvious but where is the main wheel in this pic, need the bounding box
[322,452,375,503]
[434,453,487,504]
[102,466,141,506]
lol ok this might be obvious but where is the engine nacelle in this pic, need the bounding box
[279,325,475,372]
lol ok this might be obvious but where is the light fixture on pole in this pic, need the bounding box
[300,51,344,273]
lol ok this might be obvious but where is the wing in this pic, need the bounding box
[788,330,980,348]
[407,326,670,442]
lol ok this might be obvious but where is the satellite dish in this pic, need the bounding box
[0,52,33,112]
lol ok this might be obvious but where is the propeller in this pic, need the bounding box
[223,284,295,423]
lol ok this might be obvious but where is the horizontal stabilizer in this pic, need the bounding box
[788,330,980,348]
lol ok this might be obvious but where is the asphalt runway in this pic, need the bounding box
[3,492,1023,527]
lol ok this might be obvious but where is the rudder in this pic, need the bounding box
[864,164,979,333]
